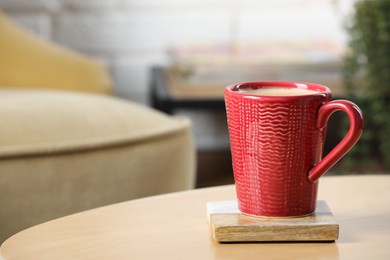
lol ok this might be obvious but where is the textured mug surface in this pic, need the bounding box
[225,82,363,217]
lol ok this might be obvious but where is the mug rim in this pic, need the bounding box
[225,81,331,98]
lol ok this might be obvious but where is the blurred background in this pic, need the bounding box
[1,0,388,187]
[0,0,352,103]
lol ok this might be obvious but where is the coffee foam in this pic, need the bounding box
[239,87,319,96]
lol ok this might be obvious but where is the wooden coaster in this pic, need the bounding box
[207,200,339,242]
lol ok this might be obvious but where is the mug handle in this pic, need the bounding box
[308,100,364,182]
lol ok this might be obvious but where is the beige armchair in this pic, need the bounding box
[0,12,196,243]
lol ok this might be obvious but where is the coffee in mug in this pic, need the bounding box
[238,87,319,96]
[225,81,363,217]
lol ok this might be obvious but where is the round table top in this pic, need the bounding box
[1,175,390,260]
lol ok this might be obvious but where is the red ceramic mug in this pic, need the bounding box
[225,81,363,217]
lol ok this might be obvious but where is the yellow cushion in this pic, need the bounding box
[0,11,112,94]
[0,89,190,156]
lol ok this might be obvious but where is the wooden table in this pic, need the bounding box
[1,175,390,259]
[150,66,225,114]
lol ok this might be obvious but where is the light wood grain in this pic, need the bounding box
[208,200,339,242]
[1,175,390,260]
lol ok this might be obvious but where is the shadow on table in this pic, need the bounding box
[213,241,339,260]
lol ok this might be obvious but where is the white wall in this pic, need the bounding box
[0,0,355,105]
